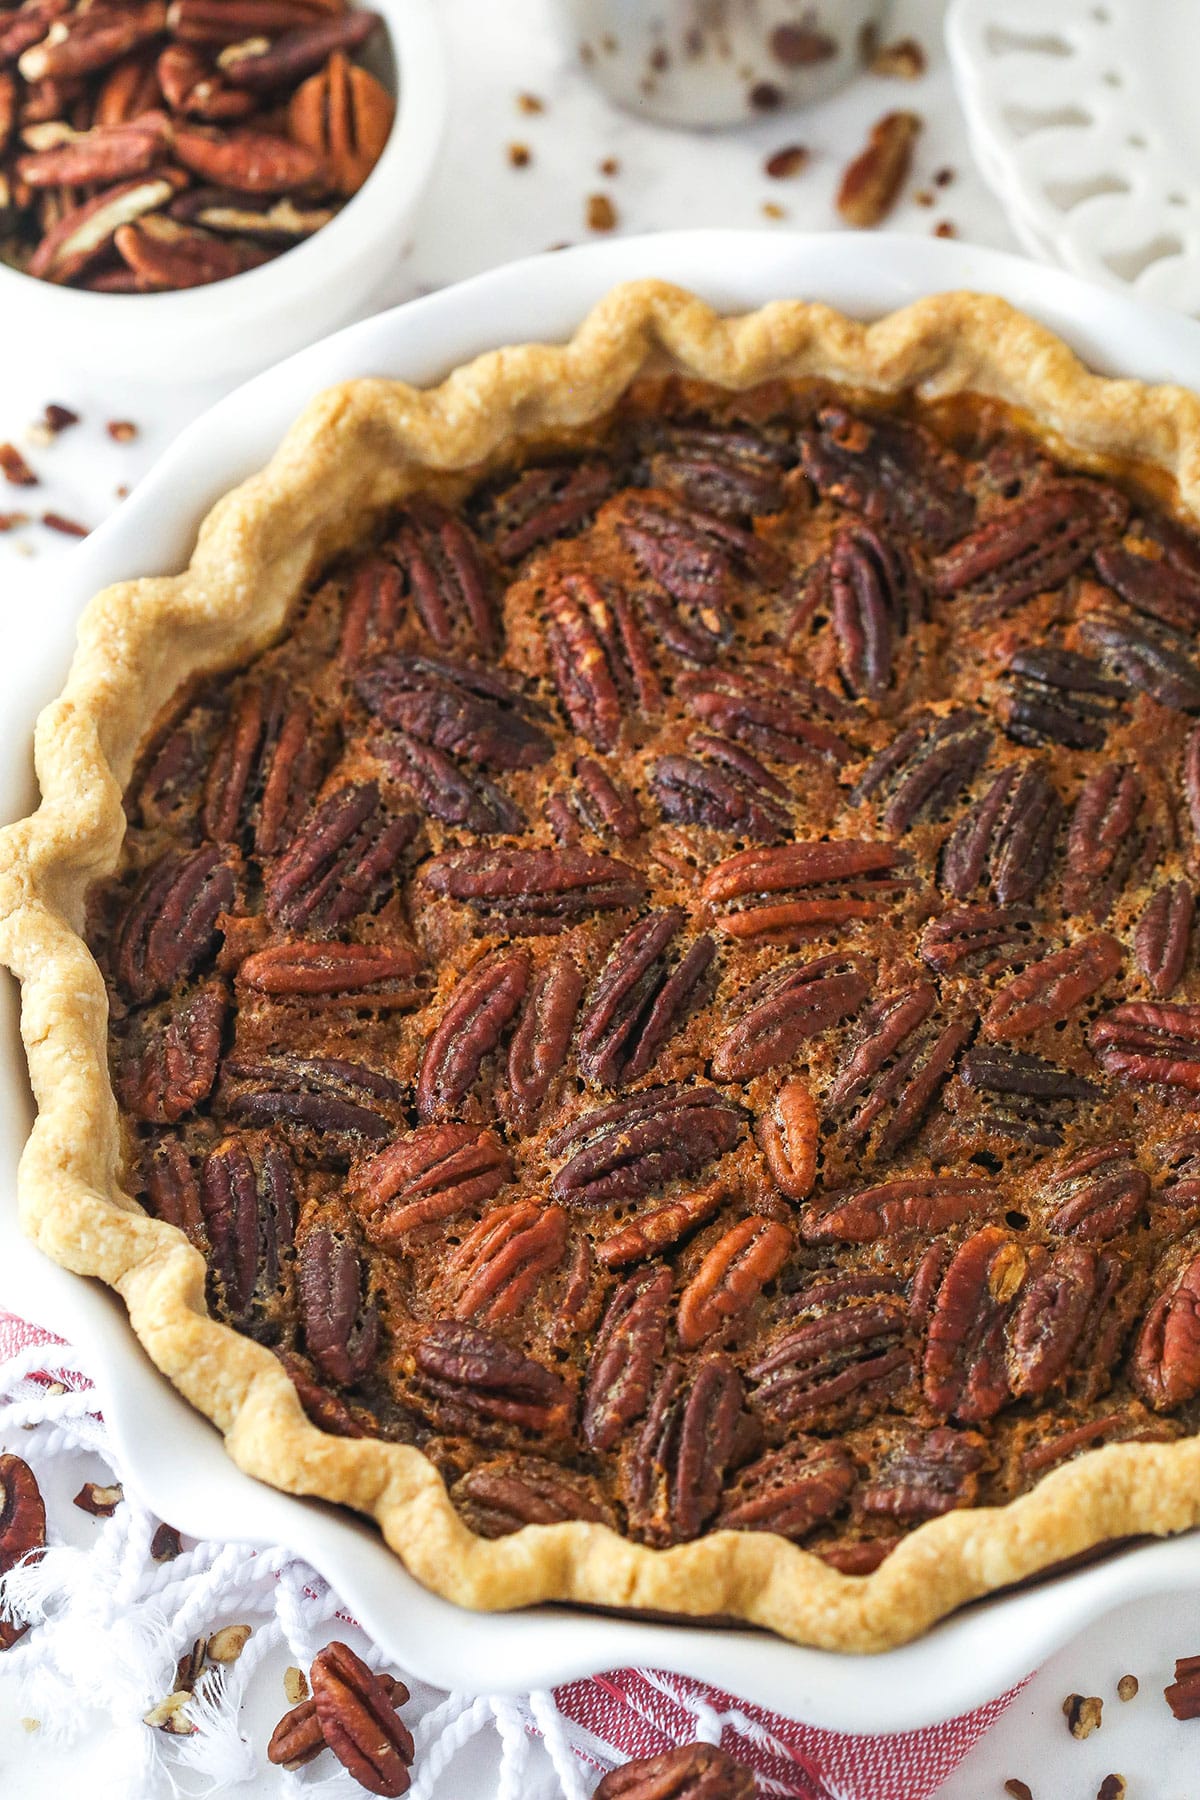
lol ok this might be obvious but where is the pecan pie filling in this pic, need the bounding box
[88,374,1200,1575]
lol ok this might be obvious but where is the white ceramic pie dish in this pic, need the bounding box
[6,229,1200,1732]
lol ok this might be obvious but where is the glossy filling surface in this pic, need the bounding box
[88,375,1200,1572]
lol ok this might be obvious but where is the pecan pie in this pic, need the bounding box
[8,283,1200,1652]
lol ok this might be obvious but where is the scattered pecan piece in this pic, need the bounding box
[73,1480,123,1516]
[836,110,921,228]
[1165,1656,1200,1719]
[310,1641,414,1796]
[1063,1693,1103,1739]
[0,1454,46,1649]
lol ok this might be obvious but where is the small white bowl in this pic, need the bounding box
[0,0,446,383]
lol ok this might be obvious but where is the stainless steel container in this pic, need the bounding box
[564,0,890,128]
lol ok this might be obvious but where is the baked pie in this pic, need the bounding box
[8,282,1200,1652]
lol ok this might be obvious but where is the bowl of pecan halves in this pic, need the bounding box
[0,0,446,378]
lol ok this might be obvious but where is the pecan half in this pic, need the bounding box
[595,1189,725,1268]
[677,1216,791,1348]
[338,558,403,664]
[0,1454,46,1650]
[549,756,641,845]
[1134,880,1194,996]
[115,213,269,287]
[826,982,970,1157]
[799,404,974,549]
[676,665,854,768]
[550,1084,746,1206]
[17,111,169,185]
[583,1264,672,1451]
[420,846,644,935]
[417,951,528,1119]
[647,420,791,520]
[224,1053,407,1147]
[1082,607,1200,713]
[385,499,497,655]
[756,1076,819,1200]
[1003,645,1125,751]
[594,1743,755,1800]
[578,908,715,1087]
[113,844,237,1002]
[452,1458,613,1537]
[265,782,416,932]
[750,1284,910,1425]
[141,1135,206,1243]
[479,458,618,561]
[836,109,921,228]
[373,726,525,836]
[199,1134,296,1329]
[157,42,256,119]
[289,48,391,195]
[957,1046,1102,1146]
[1095,522,1200,636]
[802,1174,995,1243]
[410,1321,573,1442]
[942,761,1062,904]
[115,981,227,1123]
[203,676,328,855]
[310,1640,414,1798]
[651,733,792,843]
[297,1225,378,1388]
[828,520,918,697]
[853,707,992,834]
[1090,1001,1200,1094]
[712,953,868,1082]
[173,121,326,192]
[442,1201,568,1324]
[1132,1249,1200,1410]
[1046,1141,1148,1240]
[504,952,584,1125]
[19,3,165,82]
[237,939,421,1008]
[29,170,185,281]
[623,1355,746,1546]
[931,480,1128,613]
[982,933,1122,1041]
[354,1124,510,1245]
[354,655,551,770]
[702,838,902,945]
[619,493,782,619]
[716,1437,855,1540]
[1007,1245,1120,1401]
[923,1226,1025,1423]
[224,9,377,87]
[860,1426,985,1522]
[544,573,659,748]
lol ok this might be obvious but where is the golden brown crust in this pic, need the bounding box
[7,280,1200,1652]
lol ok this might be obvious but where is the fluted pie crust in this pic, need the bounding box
[7,280,1200,1653]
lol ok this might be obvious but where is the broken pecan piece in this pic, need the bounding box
[594,1743,756,1800]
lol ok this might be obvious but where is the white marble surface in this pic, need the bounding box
[0,2,1192,1796]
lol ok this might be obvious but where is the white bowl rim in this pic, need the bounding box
[0,0,446,330]
[6,229,1200,1732]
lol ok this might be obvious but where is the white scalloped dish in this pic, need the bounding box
[7,233,1200,1730]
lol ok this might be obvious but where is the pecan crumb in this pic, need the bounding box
[586,193,618,232]
[1165,1654,1200,1718]
[283,1664,309,1704]
[143,1690,197,1736]
[1064,1693,1104,1738]
[765,143,810,179]
[1097,1779,1126,1800]
[934,165,955,187]
[106,419,137,443]
[150,1522,182,1562]
[933,220,957,238]
[1004,1782,1034,1800]
[761,201,786,220]
[770,24,836,67]
[516,91,544,114]
[115,484,130,500]
[42,512,88,538]
[25,424,54,449]
[0,512,29,531]
[836,111,922,228]
[207,1623,251,1663]
[599,155,620,177]
[914,188,935,207]
[508,142,531,168]
[20,1718,39,1733]
[0,443,38,487]
[1117,1674,1139,1701]
[73,1480,123,1516]
[43,404,79,434]
[870,37,927,79]
[748,79,784,110]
